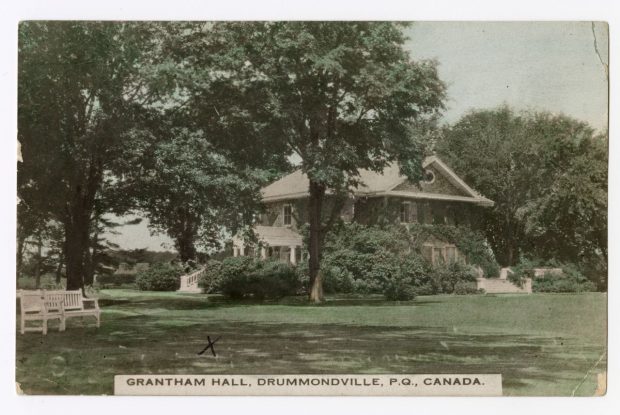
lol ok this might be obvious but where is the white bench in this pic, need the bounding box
[48,290,101,328]
[18,290,101,335]
[19,291,65,335]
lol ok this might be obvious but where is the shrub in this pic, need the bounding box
[198,260,224,294]
[510,259,597,293]
[508,258,537,287]
[318,223,491,298]
[254,261,302,299]
[209,257,301,300]
[136,263,182,291]
[295,259,310,294]
[532,264,596,293]
[429,261,478,294]
[407,224,500,278]
[96,273,137,288]
[383,272,416,301]
[453,280,481,295]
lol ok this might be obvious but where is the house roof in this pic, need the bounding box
[232,225,303,247]
[261,156,494,207]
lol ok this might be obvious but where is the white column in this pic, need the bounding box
[289,246,297,265]
[260,247,267,259]
[233,247,239,257]
[239,243,245,256]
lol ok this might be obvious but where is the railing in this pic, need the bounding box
[179,268,206,291]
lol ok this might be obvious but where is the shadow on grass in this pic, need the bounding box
[98,292,446,310]
[16,308,605,396]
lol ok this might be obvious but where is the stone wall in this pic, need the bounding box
[476,278,532,294]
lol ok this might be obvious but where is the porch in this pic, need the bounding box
[232,225,304,265]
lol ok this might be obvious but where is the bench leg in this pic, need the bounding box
[20,317,25,335]
[96,313,100,328]
[59,317,66,332]
[42,319,48,335]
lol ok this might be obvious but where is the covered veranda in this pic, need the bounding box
[232,225,304,265]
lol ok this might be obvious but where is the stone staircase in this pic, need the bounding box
[177,268,206,293]
[476,268,532,294]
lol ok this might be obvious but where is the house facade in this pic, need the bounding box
[232,156,494,266]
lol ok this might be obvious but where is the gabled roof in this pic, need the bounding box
[261,156,494,207]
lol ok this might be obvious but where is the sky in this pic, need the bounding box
[104,21,609,252]
[405,22,608,131]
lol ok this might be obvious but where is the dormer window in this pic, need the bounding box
[283,203,292,226]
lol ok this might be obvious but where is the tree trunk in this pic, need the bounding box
[16,234,26,279]
[64,216,90,291]
[34,235,43,289]
[84,243,95,286]
[506,245,514,267]
[55,249,64,284]
[308,180,326,303]
[176,228,197,263]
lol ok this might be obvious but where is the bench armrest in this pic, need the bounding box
[82,298,100,309]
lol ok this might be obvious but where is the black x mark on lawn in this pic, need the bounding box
[197,336,221,357]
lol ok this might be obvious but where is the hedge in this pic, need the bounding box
[136,263,182,291]
[199,257,301,300]
[96,273,137,287]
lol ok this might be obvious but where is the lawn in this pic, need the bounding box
[15,290,607,396]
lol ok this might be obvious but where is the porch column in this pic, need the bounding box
[289,245,297,265]
[233,246,239,257]
[260,247,267,259]
[239,242,245,256]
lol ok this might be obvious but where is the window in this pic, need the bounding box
[432,203,445,224]
[422,245,433,262]
[400,202,410,223]
[400,201,418,223]
[419,202,430,224]
[445,246,457,263]
[423,169,436,184]
[283,204,292,226]
[433,247,444,264]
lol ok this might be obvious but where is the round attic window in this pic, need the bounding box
[423,169,435,184]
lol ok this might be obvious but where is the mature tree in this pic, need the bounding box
[437,107,607,276]
[128,127,267,261]
[18,22,167,290]
[181,22,446,301]
[436,107,529,265]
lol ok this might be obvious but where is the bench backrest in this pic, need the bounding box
[20,292,44,315]
[43,292,66,313]
[44,290,84,311]
[62,290,84,311]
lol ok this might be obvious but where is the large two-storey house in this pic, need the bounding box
[232,156,493,267]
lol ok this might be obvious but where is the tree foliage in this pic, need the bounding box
[127,128,267,261]
[180,22,446,301]
[18,22,170,289]
[436,107,607,285]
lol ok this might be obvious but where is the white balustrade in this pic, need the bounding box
[178,268,206,292]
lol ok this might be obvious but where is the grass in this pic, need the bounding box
[15,290,607,396]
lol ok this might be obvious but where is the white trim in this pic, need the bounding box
[423,169,436,184]
[283,203,293,226]
[425,156,483,199]
[260,156,494,207]
[263,189,493,206]
[385,190,494,206]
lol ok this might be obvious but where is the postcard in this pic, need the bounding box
[15,21,608,396]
